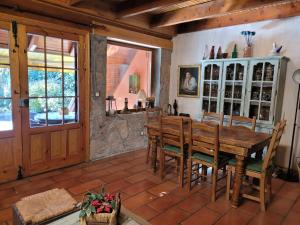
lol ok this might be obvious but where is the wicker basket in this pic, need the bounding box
[80,193,120,225]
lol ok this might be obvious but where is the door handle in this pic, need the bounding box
[19,98,29,107]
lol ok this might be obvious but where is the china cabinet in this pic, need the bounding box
[200,56,288,132]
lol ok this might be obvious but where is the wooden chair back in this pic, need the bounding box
[145,107,162,123]
[229,115,256,131]
[202,112,224,126]
[189,121,220,165]
[160,116,185,153]
[262,120,287,171]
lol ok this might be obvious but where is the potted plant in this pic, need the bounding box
[79,188,120,225]
[241,31,256,57]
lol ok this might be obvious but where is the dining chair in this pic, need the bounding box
[229,115,256,131]
[145,107,162,164]
[159,115,187,188]
[226,120,287,211]
[202,112,224,126]
[187,121,230,202]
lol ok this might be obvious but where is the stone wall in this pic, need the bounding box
[90,34,149,160]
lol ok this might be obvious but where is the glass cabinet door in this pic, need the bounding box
[246,60,278,123]
[220,61,248,117]
[201,62,222,113]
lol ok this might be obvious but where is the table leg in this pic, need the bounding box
[151,136,158,173]
[232,155,246,208]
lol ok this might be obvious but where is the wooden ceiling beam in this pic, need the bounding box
[177,0,300,33]
[68,0,83,6]
[152,0,288,27]
[118,0,188,18]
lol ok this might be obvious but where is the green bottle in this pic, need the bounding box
[232,44,238,58]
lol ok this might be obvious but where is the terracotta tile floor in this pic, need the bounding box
[0,149,300,225]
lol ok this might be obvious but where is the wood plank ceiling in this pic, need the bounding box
[0,0,300,38]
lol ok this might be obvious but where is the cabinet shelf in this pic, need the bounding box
[200,56,288,132]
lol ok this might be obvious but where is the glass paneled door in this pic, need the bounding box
[21,28,86,176]
[201,62,223,113]
[245,60,279,124]
[220,61,248,117]
[0,23,22,183]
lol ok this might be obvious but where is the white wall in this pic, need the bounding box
[169,16,300,169]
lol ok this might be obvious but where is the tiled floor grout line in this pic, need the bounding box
[278,194,300,225]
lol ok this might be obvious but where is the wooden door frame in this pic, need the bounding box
[0,21,22,182]
[18,24,90,176]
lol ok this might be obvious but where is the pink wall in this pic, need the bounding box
[107,49,151,110]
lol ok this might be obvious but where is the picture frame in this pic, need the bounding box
[177,65,201,97]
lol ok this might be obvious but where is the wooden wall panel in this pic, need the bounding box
[50,131,67,160]
[68,128,81,156]
[0,139,15,169]
[0,138,19,182]
[30,133,47,165]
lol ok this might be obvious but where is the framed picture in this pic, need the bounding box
[178,65,201,97]
[129,73,140,94]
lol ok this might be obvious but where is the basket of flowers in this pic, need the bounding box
[79,187,120,225]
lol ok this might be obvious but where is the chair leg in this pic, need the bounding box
[226,167,232,200]
[260,177,266,211]
[160,151,165,180]
[222,165,226,175]
[267,173,272,203]
[202,165,207,181]
[211,167,217,202]
[146,140,151,164]
[179,157,184,188]
[187,158,192,192]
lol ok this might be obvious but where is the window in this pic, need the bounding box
[0,29,12,131]
[106,42,152,110]
[27,34,79,127]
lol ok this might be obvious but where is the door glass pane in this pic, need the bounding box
[203,82,210,96]
[232,102,241,116]
[251,84,261,100]
[211,83,218,97]
[27,34,45,67]
[204,65,211,80]
[28,67,46,97]
[0,99,12,131]
[223,101,231,116]
[262,84,272,102]
[264,63,274,81]
[253,63,263,81]
[212,64,219,80]
[46,37,62,68]
[63,40,77,69]
[210,100,217,112]
[47,98,63,126]
[203,99,209,112]
[64,97,78,123]
[28,33,79,127]
[260,103,271,121]
[249,102,259,119]
[30,98,46,128]
[47,69,62,97]
[0,65,11,98]
[64,69,77,96]
[225,83,232,98]
[235,63,244,80]
[233,84,242,99]
[0,29,9,64]
[226,64,234,80]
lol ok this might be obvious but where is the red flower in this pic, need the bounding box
[104,194,115,201]
[91,200,101,207]
[96,206,104,213]
[104,206,112,213]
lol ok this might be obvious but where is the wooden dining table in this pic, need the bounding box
[145,119,271,208]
